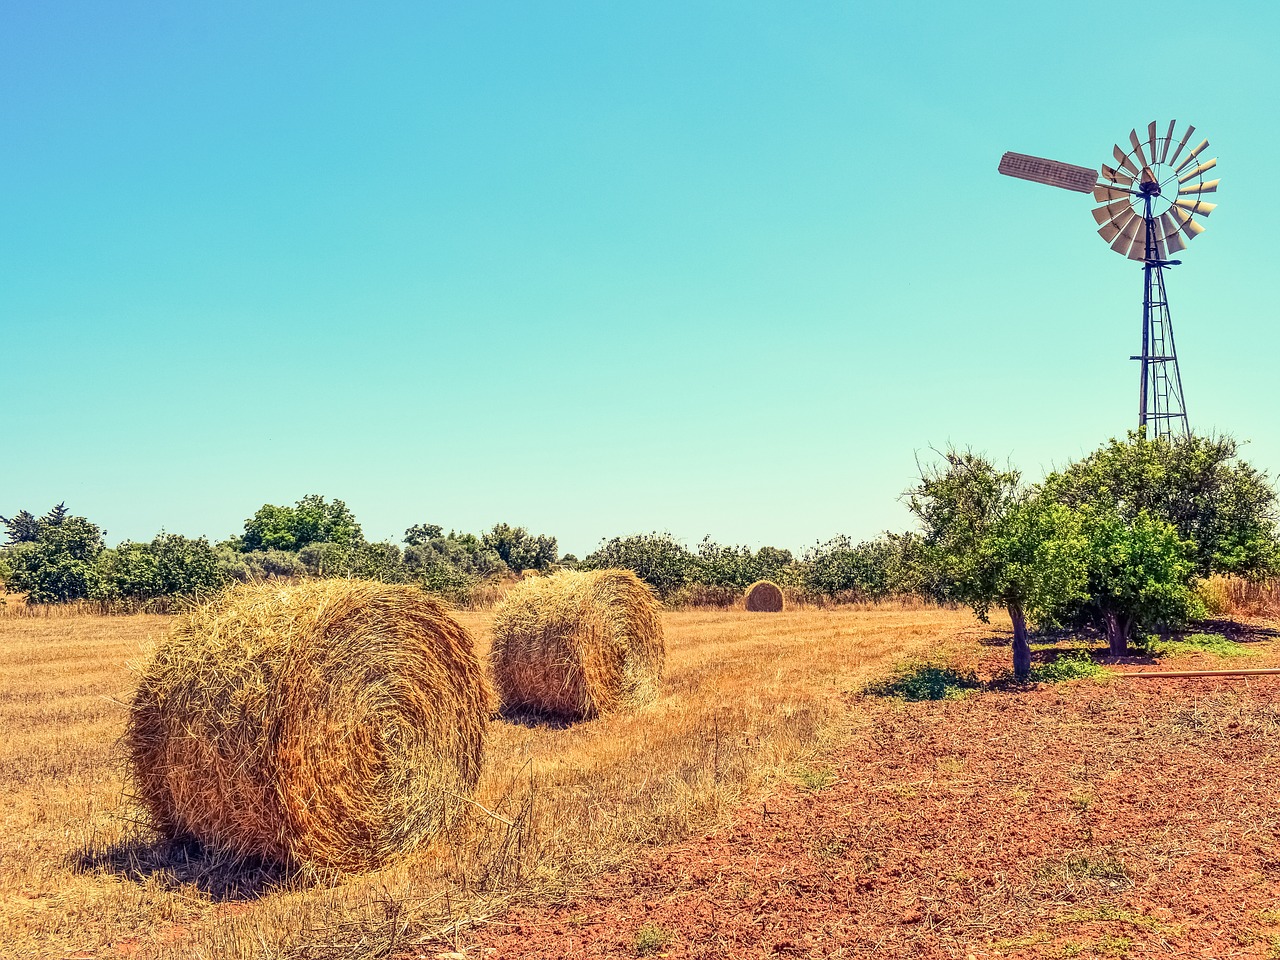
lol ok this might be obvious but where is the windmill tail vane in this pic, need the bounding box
[997,121,1220,443]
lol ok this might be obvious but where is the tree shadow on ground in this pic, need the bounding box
[1194,618,1280,642]
[71,833,299,902]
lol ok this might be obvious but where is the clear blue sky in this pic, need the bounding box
[3,2,1277,556]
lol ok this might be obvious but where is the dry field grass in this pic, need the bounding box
[0,604,971,959]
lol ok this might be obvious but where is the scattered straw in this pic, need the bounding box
[489,569,664,719]
[126,579,489,873]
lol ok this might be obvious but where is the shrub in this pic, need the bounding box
[864,664,983,701]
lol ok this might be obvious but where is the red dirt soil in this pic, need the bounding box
[473,666,1280,958]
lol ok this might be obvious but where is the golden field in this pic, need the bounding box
[0,604,977,959]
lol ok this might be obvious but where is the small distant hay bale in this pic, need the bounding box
[126,579,489,873]
[490,568,664,719]
[744,580,784,612]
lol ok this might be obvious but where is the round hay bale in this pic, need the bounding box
[744,579,784,612]
[490,568,664,719]
[126,579,488,872]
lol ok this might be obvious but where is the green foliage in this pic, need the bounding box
[1044,433,1279,579]
[0,509,43,544]
[634,924,671,956]
[92,533,228,601]
[693,537,795,591]
[240,494,363,552]
[802,533,927,600]
[582,532,692,598]
[908,450,1090,629]
[481,523,557,573]
[404,527,507,578]
[1066,507,1201,646]
[6,514,105,603]
[1147,631,1254,659]
[299,541,406,582]
[864,663,983,701]
[1027,651,1108,683]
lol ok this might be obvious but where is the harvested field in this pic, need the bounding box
[475,624,1280,958]
[5,606,1279,958]
[0,604,961,959]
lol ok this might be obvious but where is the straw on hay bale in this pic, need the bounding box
[490,568,664,719]
[126,579,488,873]
[744,579,784,612]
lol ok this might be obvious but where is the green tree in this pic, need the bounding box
[482,523,557,573]
[0,510,43,544]
[240,495,363,552]
[582,532,692,599]
[802,534,924,601]
[1070,507,1199,654]
[908,450,1090,676]
[1044,433,1279,578]
[299,541,406,582]
[6,515,105,603]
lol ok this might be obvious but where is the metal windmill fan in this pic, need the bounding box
[997,121,1219,441]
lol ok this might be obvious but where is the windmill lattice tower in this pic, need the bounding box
[998,121,1219,441]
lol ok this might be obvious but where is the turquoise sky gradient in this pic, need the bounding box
[3,2,1277,556]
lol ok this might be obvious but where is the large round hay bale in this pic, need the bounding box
[126,579,488,872]
[744,579,784,612]
[490,569,664,719]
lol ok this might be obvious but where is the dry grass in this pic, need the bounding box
[490,569,663,719]
[1199,574,1280,619]
[0,604,970,959]
[127,580,489,873]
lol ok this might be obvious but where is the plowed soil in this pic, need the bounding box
[475,639,1280,959]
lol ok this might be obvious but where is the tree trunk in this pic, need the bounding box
[1103,610,1130,656]
[1009,603,1031,677]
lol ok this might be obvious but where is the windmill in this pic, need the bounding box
[997,121,1219,441]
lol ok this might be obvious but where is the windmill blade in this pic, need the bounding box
[1129,129,1149,167]
[1092,198,1133,224]
[1168,124,1196,167]
[1101,163,1134,186]
[1093,184,1138,202]
[1110,213,1144,255]
[1159,214,1188,254]
[1098,209,1137,243]
[1178,179,1220,195]
[1175,138,1210,173]
[1175,197,1217,216]
[1124,218,1150,260]
[998,152,1097,192]
[1177,158,1217,182]
[1113,144,1139,175]
[1147,121,1158,162]
[1169,206,1206,239]
[1159,120,1176,162]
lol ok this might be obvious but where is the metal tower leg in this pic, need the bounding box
[1134,196,1190,441]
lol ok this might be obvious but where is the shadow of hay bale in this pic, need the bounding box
[71,833,296,902]
[494,706,581,730]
